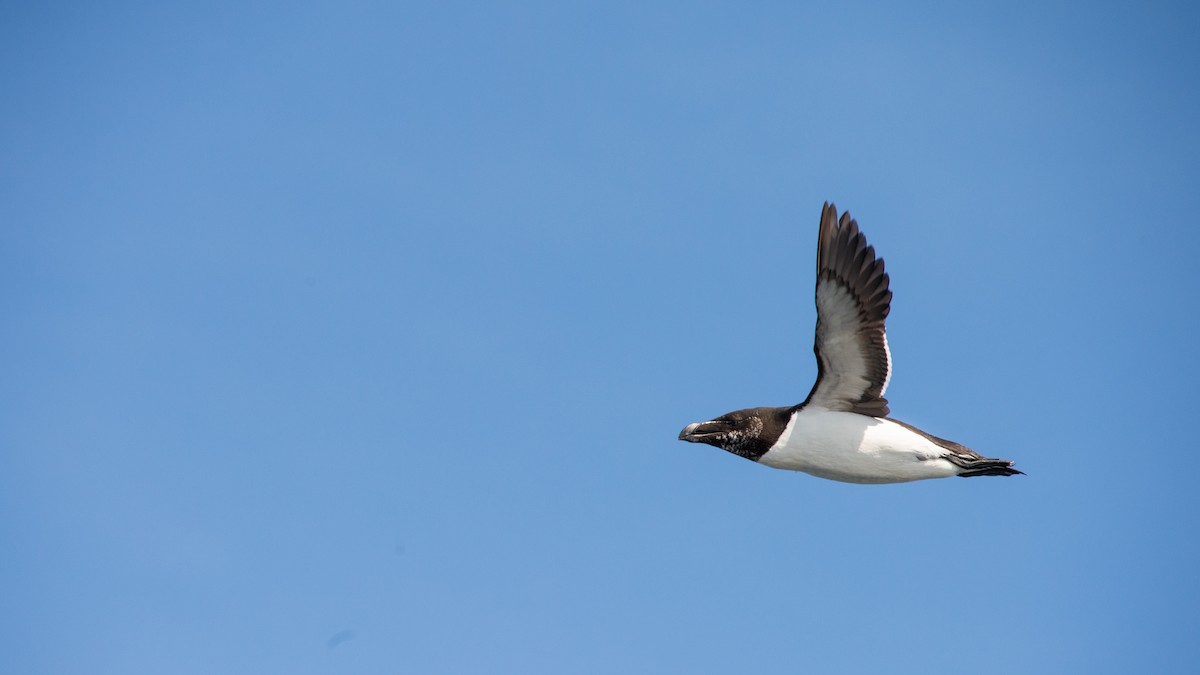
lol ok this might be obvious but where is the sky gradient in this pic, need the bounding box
[3,2,1199,673]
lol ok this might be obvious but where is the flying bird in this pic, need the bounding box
[678,203,1022,484]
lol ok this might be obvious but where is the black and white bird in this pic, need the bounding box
[678,203,1022,484]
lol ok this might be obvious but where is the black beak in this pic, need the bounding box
[678,420,727,443]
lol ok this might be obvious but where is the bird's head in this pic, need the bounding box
[678,407,779,461]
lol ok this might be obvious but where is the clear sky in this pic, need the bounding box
[3,2,1199,673]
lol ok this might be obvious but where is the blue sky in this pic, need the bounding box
[3,2,1199,673]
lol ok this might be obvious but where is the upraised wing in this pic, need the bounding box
[797,203,893,416]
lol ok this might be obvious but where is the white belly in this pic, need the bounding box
[759,407,959,484]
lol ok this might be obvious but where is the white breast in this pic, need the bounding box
[759,407,959,484]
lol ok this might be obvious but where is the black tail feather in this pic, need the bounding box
[953,457,1024,478]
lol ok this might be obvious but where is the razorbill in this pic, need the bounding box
[678,203,1022,484]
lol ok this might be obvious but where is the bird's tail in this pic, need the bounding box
[884,417,1024,478]
[952,455,1024,478]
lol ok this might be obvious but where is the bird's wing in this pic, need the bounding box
[796,203,893,416]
